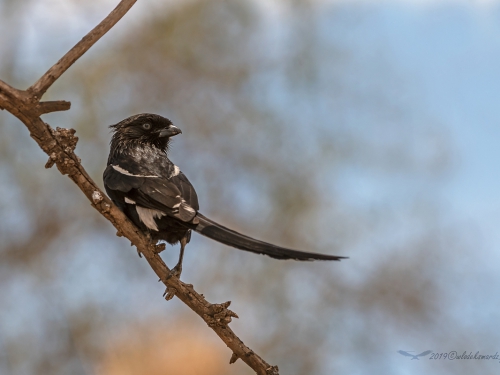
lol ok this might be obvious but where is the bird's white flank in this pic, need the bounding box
[136,206,166,231]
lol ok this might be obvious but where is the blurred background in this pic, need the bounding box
[1,0,499,374]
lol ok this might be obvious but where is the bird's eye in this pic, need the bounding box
[142,123,152,130]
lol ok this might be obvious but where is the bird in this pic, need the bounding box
[397,350,433,360]
[103,113,346,278]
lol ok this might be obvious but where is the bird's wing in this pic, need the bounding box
[397,351,414,357]
[103,164,197,222]
[168,171,199,211]
[416,350,432,357]
[103,164,145,191]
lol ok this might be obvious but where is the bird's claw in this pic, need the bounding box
[167,264,182,280]
[163,265,182,301]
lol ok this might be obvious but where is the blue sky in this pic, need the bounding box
[324,1,500,244]
[321,3,500,370]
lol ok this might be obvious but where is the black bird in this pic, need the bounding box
[104,113,346,277]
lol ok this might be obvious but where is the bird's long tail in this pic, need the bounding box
[190,213,346,261]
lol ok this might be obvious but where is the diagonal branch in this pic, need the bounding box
[0,1,279,375]
[28,0,137,99]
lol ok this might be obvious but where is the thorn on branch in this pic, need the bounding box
[154,243,166,254]
[45,152,57,169]
[229,353,239,364]
[266,365,280,375]
[163,285,177,301]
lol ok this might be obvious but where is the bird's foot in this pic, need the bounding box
[162,264,182,301]
[167,263,182,279]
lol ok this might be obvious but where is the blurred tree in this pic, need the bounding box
[96,317,249,375]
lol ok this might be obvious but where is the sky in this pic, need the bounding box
[312,1,500,370]
[333,3,500,370]
[292,0,500,242]
[339,2,500,252]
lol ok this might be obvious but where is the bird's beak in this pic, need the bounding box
[159,125,182,138]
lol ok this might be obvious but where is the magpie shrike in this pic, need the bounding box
[104,113,346,277]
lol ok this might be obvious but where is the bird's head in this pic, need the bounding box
[109,113,182,152]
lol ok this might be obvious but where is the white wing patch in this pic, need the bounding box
[136,206,166,231]
[124,197,136,204]
[112,165,158,178]
[171,165,180,177]
[181,200,195,214]
[177,200,197,222]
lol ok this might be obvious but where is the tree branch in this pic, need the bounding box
[0,1,279,374]
[28,0,137,98]
[35,101,72,116]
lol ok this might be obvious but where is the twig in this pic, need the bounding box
[28,0,137,98]
[0,1,279,374]
[35,101,72,116]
